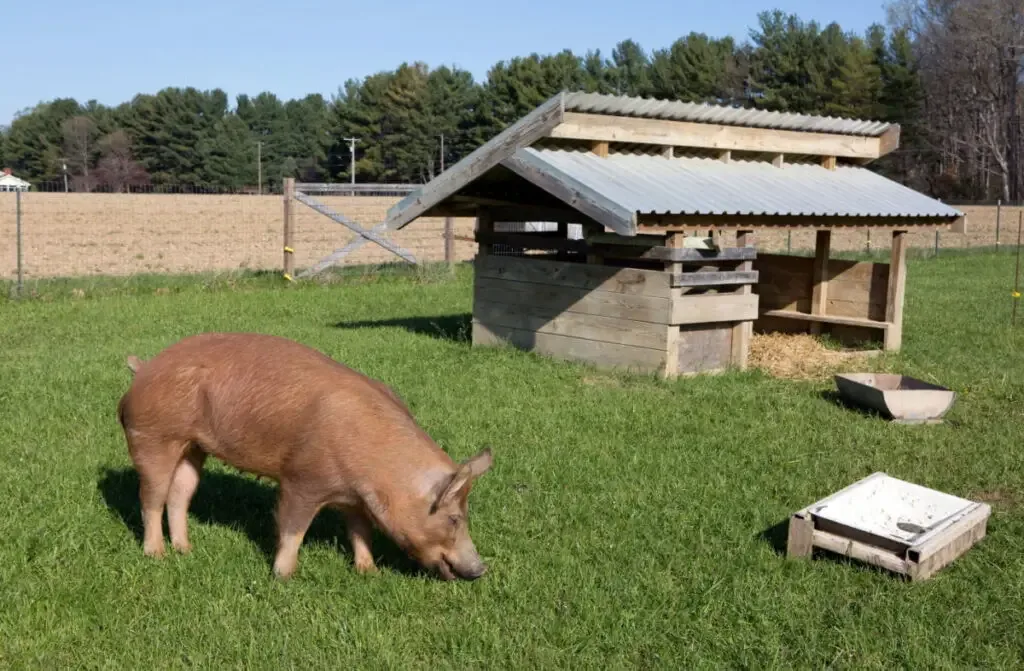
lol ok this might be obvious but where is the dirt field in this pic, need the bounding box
[0,193,1010,279]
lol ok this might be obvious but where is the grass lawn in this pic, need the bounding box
[1,253,1023,669]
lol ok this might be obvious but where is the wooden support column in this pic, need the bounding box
[885,230,908,350]
[556,220,569,261]
[664,232,684,378]
[822,156,837,170]
[283,177,295,278]
[718,150,731,163]
[772,154,785,168]
[732,230,754,370]
[591,141,609,158]
[444,216,455,269]
[476,209,495,258]
[809,230,832,335]
[663,146,675,159]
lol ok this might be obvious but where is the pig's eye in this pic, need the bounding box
[448,515,460,527]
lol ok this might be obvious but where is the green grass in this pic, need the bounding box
[1,254,1023,669]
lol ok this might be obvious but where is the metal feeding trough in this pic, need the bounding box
[834,373,957,424]
[787,472,991,580]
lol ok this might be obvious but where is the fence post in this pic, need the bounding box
[996,199,1002,250]
[16,189,23,298]
[934,230,940,257]
[283,178,295,279]
[444,216,454,269]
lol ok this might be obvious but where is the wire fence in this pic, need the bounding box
[0,181,1021,293]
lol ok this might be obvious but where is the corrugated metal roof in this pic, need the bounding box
[563,92,894,138]
[514,147,962,220]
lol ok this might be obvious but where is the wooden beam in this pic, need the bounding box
[503,149,637,236]
[283,177,295,278]
[759,309,889,331]
[386,92,565,229]
[637,213,961,232]
[809,230,831,335]
[672,270,758,287]
[878,124,901,157]
[664,233,685,378]
[732,230,754,370]
[549,112,892,160]
[591,141,609,157]
[293,191,417,264]
[476,209,495,258]
[822,156,837,170]
[885,230,908,350]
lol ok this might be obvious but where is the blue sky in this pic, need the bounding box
[0,0,890,125]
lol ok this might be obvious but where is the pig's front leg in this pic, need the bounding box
[345,510,377,574]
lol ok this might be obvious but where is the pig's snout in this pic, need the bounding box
[440,551,487,581]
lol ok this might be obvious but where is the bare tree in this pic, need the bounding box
[93,131,150,193]
[890,0,1024,201]
[62,116,98,192]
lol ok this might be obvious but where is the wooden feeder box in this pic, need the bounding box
[834,373,958,424]
[787,472,991,580]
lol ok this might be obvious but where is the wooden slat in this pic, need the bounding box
[671,270,758,287]
[386,93,565,229]
[503,150,637,235]
[591,141,609,157]
[812,530,909,575]
[476,254,671,297]
[885,231,907,351]
[471,321,668,373]
[474,277,670,324]
[678,323,733,373]
[474,300,669,350]
[907,504,990,581]
[672,293,759,325]
[550,111,892,160]
[760,309,889,331]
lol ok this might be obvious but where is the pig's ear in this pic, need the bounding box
[464,447,493,478]
[433,464,473,511]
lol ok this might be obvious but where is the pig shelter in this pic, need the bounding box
[384,92,964,378]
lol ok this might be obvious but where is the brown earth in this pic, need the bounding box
[0,194,1011,279]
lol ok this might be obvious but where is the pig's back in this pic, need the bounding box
[123,333,418,478]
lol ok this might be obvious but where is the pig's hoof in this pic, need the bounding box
[172,540,192,554]
[354,560,378,574]
[272,562,297,581]
[143,544,165,559]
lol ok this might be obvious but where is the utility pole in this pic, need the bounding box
[345,137,358,186]
[439,133,445,173]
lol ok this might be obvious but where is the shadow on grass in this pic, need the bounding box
[757,519,790,556]
[332,313,472,342]
[97,467,425,578]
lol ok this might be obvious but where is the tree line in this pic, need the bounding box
[1,3,1021,202]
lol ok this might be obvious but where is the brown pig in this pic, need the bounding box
[116,332,493,581]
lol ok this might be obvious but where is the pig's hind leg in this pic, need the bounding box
[131,437,191,559]
[166,445,207,554]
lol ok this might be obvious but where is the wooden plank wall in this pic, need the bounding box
[752,253,890,344]
[472,254,674,374]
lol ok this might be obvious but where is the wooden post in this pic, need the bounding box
[885,230,908,350]
[772,154,785,168]
[732,230,754,370]
[444,216,455,269]
[283,177,295,278]
[664,232,684,378]
[822,156,837,170]
[718,150,731,163]
[591,141,609,158]
[786,512,815,558]
[809,230,832,335]
[476,209,495,258]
